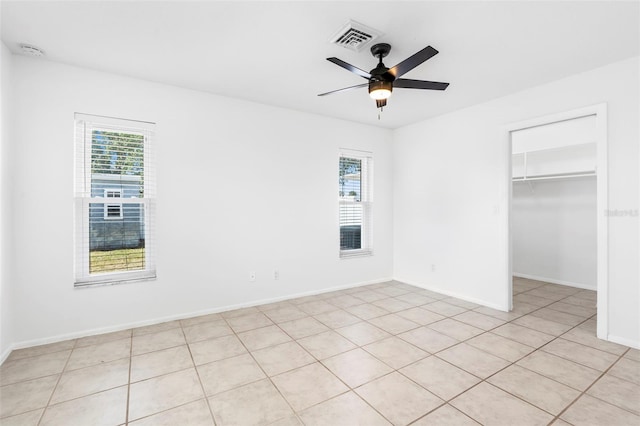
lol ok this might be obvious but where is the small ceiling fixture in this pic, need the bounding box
[19,43,45,57]
[319,43,449,115]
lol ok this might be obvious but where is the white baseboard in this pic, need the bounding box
[393,277,508,312]
[6,277,393,354]
[513,273,596,291]
[607,334,640,350]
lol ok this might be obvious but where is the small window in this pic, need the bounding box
[339,150,373,258]
[103,189,123,220]
[74,113,156,286]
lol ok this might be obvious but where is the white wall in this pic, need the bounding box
[9,56,393,346]
[0,42,14,358]
[512,177,597,289]
[393,57,639,346]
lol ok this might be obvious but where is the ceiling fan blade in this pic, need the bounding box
[388,46,439,78]
[327,57,371,79]
[318,83,368,97]
[394,78,449,90]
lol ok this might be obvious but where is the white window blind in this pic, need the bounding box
[339,149,373,258]
[74,113,156,286]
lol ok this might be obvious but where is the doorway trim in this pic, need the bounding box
[502,103,608,339]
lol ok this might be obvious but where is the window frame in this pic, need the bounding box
[74,113,156,287]
[338,149,373,259]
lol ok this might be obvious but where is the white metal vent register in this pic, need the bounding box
[330,20,382,52]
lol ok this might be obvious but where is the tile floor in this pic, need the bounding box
[1,278,639,425]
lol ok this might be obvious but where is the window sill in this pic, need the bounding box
[75,271,156,288]
[340,249,373,259]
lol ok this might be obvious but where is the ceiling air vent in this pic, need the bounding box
[330,20,383,52]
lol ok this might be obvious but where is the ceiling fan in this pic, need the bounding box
[318,43,449,110]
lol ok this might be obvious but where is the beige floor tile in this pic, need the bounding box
[587,374,640,415]
[561,394,640,426]
[220,306,260,319]
[209,379,293,426]
[363,336,428,369]
[50,358,129,404]
[626,348,640,362]
[441,298,480,310]
[75,329,132,348]
[298,330,357,359]
[400,356,479,400]
[396,307,445,325]
[0,375,58,418]
[371,298,414,313]
[453,311,506,331]
[511,301,540,316]
[132,320,181,337]
[129,399,214,426]
[512,315,572,336]
[562,327,627,355]
[257,300,295,312]
[6,340,75,362]
[351,290,388,303]
[335,322,391,346]
[473,306,523,322]
[197,353,266,396]
[541,338,619,371]
[252,341,315,376]
[524,289,566,301]
[131,345,193,382]
[529,308,584,327]
[40,386,127,426]
[226,312,274,333]
[314,310,361,328]
[322,348,393,388]
[451,382,553,426]
[237,325,292,351]
[188,334,247,366]
[488,365,579,415]
[428,319,484,341]
[0,409,44,426]
[263,306,308,323]
[368,313,420,334]
[608,358,640,385]
[66,337,130,371]
[513,293,555,307]
[376,286,411,297]
[128,368,204,421]
[356,371,443,425]
[398,326,459,353]
[297,300,339,315]
[179,313,222,328]
[325,294,366,309]
[271,363,348,411]
[422,301,468,317]
[267,414,303,426]
[437,343,510,379]
[467,333,534,362]
[492,323,555,348]
[561,295,597,308]
[278,317,329,339]
[412,404,479,426]
[547,301,596,318]
[394,293,437,306]
[345,303,389,320]
[0,350,69,385]
[132,328,186,355]
[416,289,448,300]
[299,391,391,426]
[517,351,600,390]
[182,321,233,344]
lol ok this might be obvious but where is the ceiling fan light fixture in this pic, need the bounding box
[369,80,392,100]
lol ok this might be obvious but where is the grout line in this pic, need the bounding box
[35,344,74,426]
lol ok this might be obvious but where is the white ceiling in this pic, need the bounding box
[2,1,638,129]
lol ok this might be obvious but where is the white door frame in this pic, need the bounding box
[502,103,608,339]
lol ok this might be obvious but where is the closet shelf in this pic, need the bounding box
[513,170,596,182]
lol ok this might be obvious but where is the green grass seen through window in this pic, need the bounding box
[90,248,145,274]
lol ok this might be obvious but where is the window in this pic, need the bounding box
[339,150,373,257]
[74,113,156,286]
[103,189,123,220]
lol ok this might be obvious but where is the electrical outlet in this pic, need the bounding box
[273,270,279,280]
[249,271,256,282]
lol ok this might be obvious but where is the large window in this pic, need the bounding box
[339,150,373,257]
[74,113,156,286]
